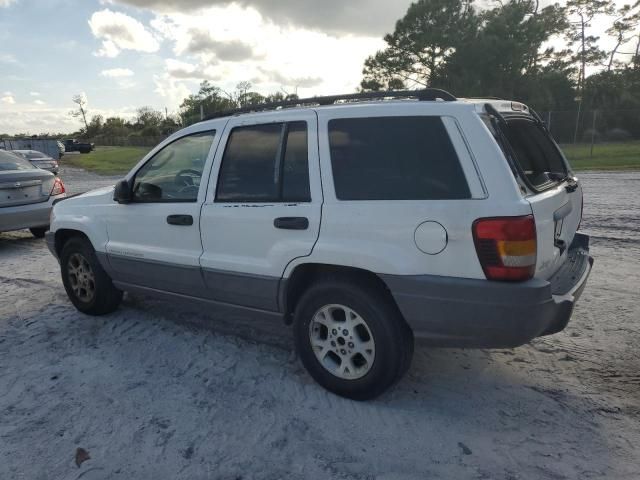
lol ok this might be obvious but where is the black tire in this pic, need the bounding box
[60,237,123,315]
[293,279,413,400]
[29,226,48,238]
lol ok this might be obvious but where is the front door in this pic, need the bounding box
[199,111,322,311]
[105,130,218,296]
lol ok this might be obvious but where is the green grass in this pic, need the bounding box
[560,141,640,171]
[64,146,151,175]
[66,141,640,176]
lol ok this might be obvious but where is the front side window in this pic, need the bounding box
[132,131,216,202]
[328,116,471,200]
[216,121,310,202]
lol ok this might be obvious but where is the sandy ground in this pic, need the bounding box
[0,168,638,479]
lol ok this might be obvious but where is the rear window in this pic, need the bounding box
[24,151,49,160]
[328,116,470,200]
[0,151,35,171]
[500,118,567,190]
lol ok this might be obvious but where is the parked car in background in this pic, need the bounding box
[0,150,66,237]
[11,150,59,174]
[47,89,592,399]
[63,139,94,154]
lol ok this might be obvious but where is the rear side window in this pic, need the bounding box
[500,118,567,190]
[328,116,470,200]
[216,121,310,202]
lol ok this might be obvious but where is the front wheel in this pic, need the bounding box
[60,237,123,315]
[293,280,413,400]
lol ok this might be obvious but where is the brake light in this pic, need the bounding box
[472,215,536,281]
[50,177,65,196]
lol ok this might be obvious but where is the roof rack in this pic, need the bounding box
[203,88,457,121]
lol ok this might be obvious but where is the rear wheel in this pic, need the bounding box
[60,237,122,315]
[293,279,413,400]
[29,226,48,238]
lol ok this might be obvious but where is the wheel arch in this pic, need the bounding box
[54,229,92,257]
[280,263,401,325]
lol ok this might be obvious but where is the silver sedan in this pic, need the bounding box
[11,149,59,175]
[0,150,66,237]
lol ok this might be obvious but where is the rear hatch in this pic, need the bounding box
[484,103,583,280]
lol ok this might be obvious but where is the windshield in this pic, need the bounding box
[0,150,36,171]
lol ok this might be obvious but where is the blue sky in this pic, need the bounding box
[0,0,632,135]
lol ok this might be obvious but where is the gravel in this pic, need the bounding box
[0,168,638,479]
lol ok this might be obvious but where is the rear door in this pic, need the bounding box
[199,111,322,311]
[498,115,583,279]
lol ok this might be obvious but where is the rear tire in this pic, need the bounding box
[29,227,48,238]
[60,237,123,315]
[293,279,413,400]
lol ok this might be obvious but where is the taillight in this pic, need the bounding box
[50,177,65,196]
[472,215,536,281]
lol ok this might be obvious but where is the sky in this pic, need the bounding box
[0,0,633,135]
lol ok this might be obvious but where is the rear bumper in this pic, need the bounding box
[0,194,64,233]
[381,233,593,348]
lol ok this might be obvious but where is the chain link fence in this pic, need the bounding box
[541,109,640,145]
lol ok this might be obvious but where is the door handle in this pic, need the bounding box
[274,217,309,230]
[167,214,193,226]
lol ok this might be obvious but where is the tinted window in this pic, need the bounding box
[281,122,310,202]
[0,150,35,171]
[216,121,310,202]
[501,118,567,189]
[133,131,215,202]
[328,116,470,200]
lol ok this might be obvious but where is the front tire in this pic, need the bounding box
[293,279,413,400]
[60,237,123,315]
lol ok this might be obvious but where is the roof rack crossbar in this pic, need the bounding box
[203,88,456,121]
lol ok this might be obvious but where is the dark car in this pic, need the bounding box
[63,139,94,154]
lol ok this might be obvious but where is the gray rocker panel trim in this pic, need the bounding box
[102,253,281,313]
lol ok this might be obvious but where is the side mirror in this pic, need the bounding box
[113,179,132,204]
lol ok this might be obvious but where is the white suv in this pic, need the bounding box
[46,89,593,400]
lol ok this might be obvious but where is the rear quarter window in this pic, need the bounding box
[328,116,470,200]
[495,117,568,191]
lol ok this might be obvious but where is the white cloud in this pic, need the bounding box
[0,53,18,64]
[101,67,135,77]
[150,4,383,97]
[89,9,160,58]
[2,92,16,104]
[153,73,191,109]
[0,104,138,135]
[165,59,197,79]
[0,0,17,7]
[34,99,45,105]
[30,91,40,96]
[111,0,409,35]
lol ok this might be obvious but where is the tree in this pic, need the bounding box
[566,0,615,94]
[361,0,478,91]
[441,0,569,101]
[605,3,639,71]
[360,0,571,109]
[179,81,236,125]
[70,93,89,132]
